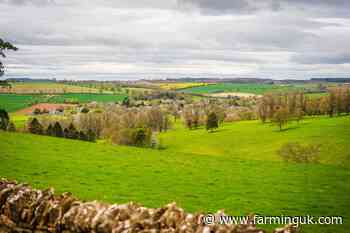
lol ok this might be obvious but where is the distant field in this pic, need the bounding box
[47,93,127,104]
[0,82,99,94]
[180,83,320,95]
[0,93,127,112]
[0,94,46,112]
[156,82,207,90]
[1,116,349,233]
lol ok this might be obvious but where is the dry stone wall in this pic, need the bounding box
[0,179,296,233]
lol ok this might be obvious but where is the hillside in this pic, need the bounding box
[160,116,350,167]
[1,116,350,232]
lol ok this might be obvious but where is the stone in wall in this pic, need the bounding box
[0,178,297,233]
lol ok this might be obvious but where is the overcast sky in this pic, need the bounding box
[1,0,350,80]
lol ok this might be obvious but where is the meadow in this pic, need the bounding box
[0,93,47,112]
[46,93,127,104]
[0,93,127,112]
[1,116,349,233]
[180,83,321,95]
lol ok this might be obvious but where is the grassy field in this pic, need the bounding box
[180,83,320,95]
[10,114,30,129]
[160,116,350,167]
[0,82,99,94]
[0,94,47,112]
[1,116,349,232]
[0,93,127,112]
[47,93,127,104]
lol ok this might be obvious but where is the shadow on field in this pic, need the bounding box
[208,128,228,133]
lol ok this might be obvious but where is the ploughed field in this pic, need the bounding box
[1,116,350,232]
[0,93,127,112]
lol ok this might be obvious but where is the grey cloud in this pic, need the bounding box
[177,0,350,17]
[177,0,279,14]
[292,53,350,65]
[2,0,350,79]
[0,0,56,6]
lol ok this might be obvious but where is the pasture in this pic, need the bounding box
[180,83,321,95]
[46,93,127,104]
[1,116,349,233]
[0,93,47,112]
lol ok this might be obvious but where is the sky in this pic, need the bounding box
[1,0,350,80]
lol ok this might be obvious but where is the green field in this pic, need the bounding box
[47,93,127,104]
[0,93,127,112]
[180,83,319,95]
[0,94,46,112]
[1,116,349,232]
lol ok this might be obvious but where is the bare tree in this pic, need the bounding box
[272,106,290,131]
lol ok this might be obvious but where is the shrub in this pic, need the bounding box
[65,123,79,139]
[78,131,88,141]
[206,112,219,132]
[46,124,54,136]
[278,142,321,164]
[6,122,16,132]
[28,118,44,135]
[0,109,9,130]
[81,107,90,113]
[53,122,64,137]
[32,108,41,115]
[132,127,151,147]
[86,129,96,142]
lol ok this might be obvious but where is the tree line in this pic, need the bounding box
[28,118,96,142]
[257,87,350,130]
[25,105,171,147]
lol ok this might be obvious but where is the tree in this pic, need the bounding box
[33,108,41,115]
[122,97,130,107]
[6,122,16,132]
[257,99,268,123]
[345,89,350,115]
[63,128,69,138]
[46,124,54,136]
[294,107,304,123]
[86,129,96,142]
[328,90,336,117]
[80,107,90,113]
[78,131,88,141]
[272,107,289,131]
[28,118,44,135]
[206,112,219,132]
[53,122,63,137]
[0,109,9,130]
[0,39,18,77]
[65,123,78,139]
[132,127,151,147]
